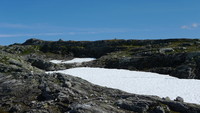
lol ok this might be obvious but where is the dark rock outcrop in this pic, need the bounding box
[20,38,200,79]
[1,72,200,113]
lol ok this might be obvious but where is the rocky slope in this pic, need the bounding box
[1,38,200,113]
[1,71,200,113]
[21,38,200,79]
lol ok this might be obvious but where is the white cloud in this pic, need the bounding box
[0,33,63,38]
[192,23,199,28]
[181,23,200,29]
[181,25,190,29]
[66,31,98,35]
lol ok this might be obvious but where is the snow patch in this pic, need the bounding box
[50,58,96,64]
[47,67,200,104]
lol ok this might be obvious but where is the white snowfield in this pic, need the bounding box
[47,67,200,104]
[50,58,96,64]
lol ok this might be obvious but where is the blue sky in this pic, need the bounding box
[0,0,200,45]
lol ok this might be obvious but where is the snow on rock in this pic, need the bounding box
[47,67,200,104]
[50,58,96,64]
[50,60,63,64]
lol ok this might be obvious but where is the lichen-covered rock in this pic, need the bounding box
[0,72,200,113]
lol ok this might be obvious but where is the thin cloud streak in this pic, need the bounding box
[0,29,129,38]
[0,31,105,38]
[0,23,138,34]
[0,23,153,38]
[0,33,63,38]
[0,23,30,29]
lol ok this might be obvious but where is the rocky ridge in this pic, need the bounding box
[21,38,200,79]
[0,38,200,113]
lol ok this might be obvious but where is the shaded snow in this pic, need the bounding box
[50,58,96,64]
[47,67,200,104]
